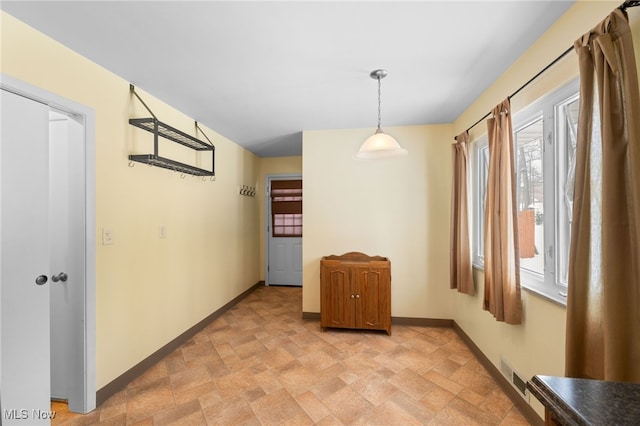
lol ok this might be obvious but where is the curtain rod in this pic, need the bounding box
[454,0,639,141]
[453,45,572,141]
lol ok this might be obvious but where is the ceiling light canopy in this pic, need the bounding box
[355,69,407,160]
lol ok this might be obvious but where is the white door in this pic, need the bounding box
[1,90,52,424]
[49,110,86,412]
[267,176,303,286]
[268,237,303,285]
[49,110,72,402]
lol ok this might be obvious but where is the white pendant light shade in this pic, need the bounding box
[356,69,408,160]
[356,129,408,159]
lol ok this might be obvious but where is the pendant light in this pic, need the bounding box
[355,69,407,159]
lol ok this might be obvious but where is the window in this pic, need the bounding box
[270,179,302,237]
[515,115,545,276]
[472,79,579,303]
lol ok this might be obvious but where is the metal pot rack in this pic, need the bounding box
[128,84,215,177]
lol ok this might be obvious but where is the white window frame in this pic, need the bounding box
[555,91,580,291]
[471,78,579,305]
[472,136,488,268]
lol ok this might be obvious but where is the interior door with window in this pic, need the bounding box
[267,178,302,286]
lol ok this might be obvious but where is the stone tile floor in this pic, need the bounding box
[53,285,531,425]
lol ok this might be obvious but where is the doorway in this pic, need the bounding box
[0,74,96,420]
[266,174,303,286]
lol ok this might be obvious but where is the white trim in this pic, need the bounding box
[471,136,488,268]
[0,74,96,412]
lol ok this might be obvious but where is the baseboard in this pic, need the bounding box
[300,313,453,328]
[96,281,264,405]
[452,321,543,426]
[392,317,454,327]
[302,311,320,320]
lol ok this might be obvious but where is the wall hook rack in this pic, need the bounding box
[128,84,215,177]
[239,185,256,197]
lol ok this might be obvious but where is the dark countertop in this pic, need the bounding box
[527,375,640,425]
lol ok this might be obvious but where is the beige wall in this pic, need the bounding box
[258,156,303,281]
[1,12,262,388]
[451,1,640,418]
[302,125,453,318]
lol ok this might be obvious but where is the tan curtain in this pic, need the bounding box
[566,9,640,382]
[483,98,523,324]
[450,131,474,295]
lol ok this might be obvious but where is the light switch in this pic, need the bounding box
[102,228,113,245]
[159,225,167,239]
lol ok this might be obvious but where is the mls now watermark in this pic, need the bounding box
[3,408,57,420]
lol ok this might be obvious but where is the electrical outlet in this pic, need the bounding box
[102,228,113,245]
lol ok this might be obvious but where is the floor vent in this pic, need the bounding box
[500,357,513,380]
[499,357,529,402]
[512,371,527,396]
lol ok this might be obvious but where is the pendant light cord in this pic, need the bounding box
[377,76,382,131]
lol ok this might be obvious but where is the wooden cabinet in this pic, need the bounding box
[320,252,391,335]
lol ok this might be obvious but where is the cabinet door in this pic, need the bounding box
[321,264,354,328]
[353,266,391,331]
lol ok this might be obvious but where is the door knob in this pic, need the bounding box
[355,294,360,299]
[51,272,68,282]
[35,275,48,285]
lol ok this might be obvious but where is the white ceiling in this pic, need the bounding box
[2,1,575,157]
